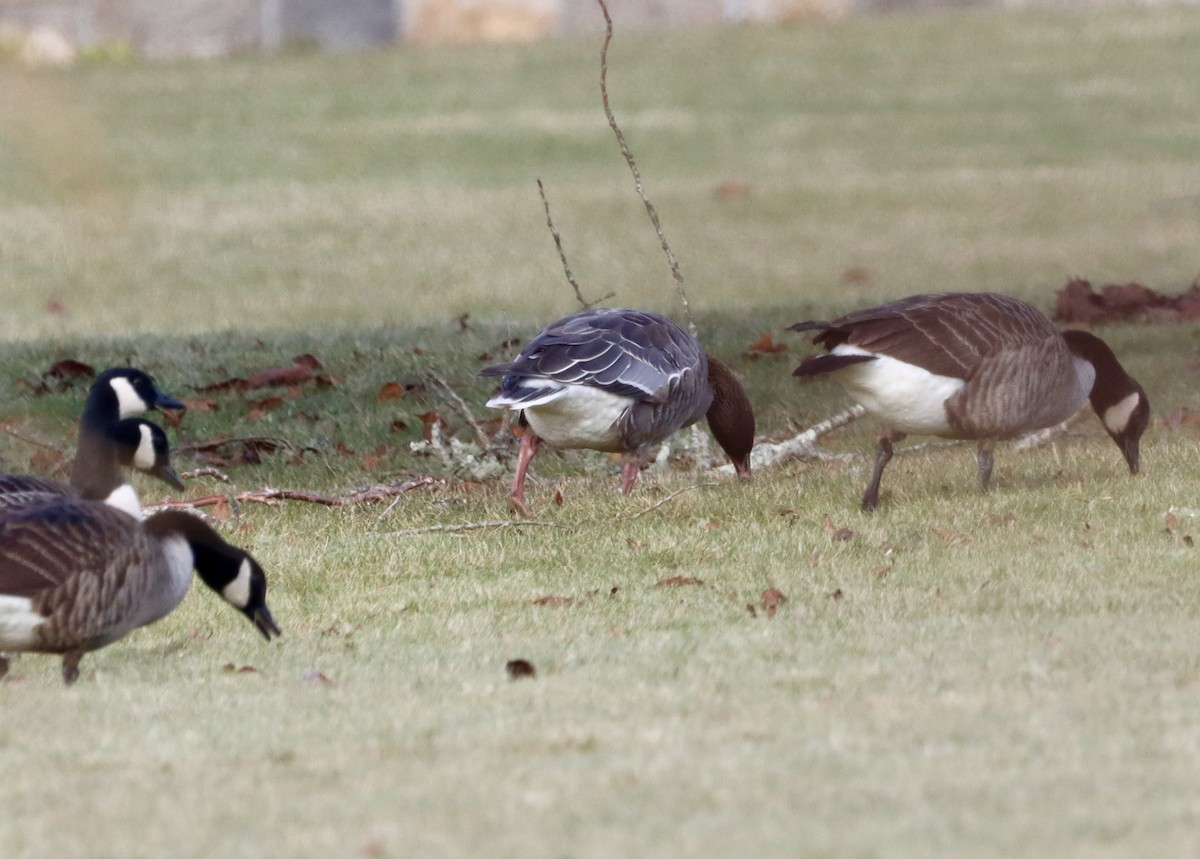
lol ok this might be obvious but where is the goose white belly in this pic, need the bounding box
[833,346,965,435]
[0,595,44,648]
[521,384,633,451]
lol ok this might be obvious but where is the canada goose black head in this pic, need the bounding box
[144,511,281,641]
[83,368,185,427]
[106,419,186,491]
[1061,329,1150,475]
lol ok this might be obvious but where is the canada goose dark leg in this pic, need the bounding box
[508,430,539,516]
[61,651,84,685]
[976,439,997,492]
[0,655,8,681]
[862,433,902,512]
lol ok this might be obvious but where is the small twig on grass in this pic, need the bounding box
[0,421,62,453]
[144,477,439,512]
[1013,408,1086,451]
[423,371,495,455]
[596,0,694,335]
[536,178,614,310]
[725,405,866,473]
[180,466,231,483]
[383,519,562,537]
[176,435,306,455]
[630,481,720,519]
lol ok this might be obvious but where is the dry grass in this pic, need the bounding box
[1,6,1200,858]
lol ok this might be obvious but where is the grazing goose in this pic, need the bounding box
[0,418,184,517]
[791,291,1150,511]
[481,308,755,511]
[0,501,280,684]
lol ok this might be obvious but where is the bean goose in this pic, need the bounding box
[481,308,755,512]
[0,501,280,684]
[791,291,1150,510]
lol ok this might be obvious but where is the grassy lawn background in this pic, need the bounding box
[1,6,1199,857]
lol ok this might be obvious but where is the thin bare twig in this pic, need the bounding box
[1,422,62,453]
[724,405,866,472]
[424,371,494,455]
[143,477,438,512]
[536,178,614,310]
[596,0,694,335]
[1013,408,1086,451]
[180,466,231,483]
[630,481,720,518]
[383,520,561,537]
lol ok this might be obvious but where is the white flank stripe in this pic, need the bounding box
[1103,392,1141,435]
[0,595,44,648]
[831,345,964,435]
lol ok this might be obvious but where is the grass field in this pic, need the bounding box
[2,5,1200,857]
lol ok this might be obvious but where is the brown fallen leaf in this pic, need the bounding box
[506,659,536,679]
[761,588,787,618]
[46,298,67,314]
[841,266,872,286]
[532,595,573,607]
[821,514,854,542]
[376,381,407,402]
[656,575,704,587]
[420,411,449,441]
[829,588,844,600]
[552,488,564,506]
[627,538,645,550]
[44,358,94,381]
[745,331,788,356]
[245,364,312,390]
[222,663,258,674]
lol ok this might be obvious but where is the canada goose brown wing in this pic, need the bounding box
[801,293,1061,381]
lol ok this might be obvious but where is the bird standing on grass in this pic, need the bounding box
[481,308,755,513]
[791,291,1149,511]
[0,500,280,684]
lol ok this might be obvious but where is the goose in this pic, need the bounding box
[790,291,1150,511]
[0,500,280,684]
[0,418,184,517]
[480,308,755,511]
[70,367,184,491]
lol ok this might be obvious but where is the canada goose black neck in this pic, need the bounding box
[705,355,755,477]
[1061,328,1149,474]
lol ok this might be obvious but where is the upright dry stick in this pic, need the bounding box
[596,0,695,336]
[536,178,614,310]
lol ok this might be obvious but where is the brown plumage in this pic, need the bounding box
[792,292,1150,510]
[0,501,279,684]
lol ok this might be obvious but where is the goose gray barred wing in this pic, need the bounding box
[481,308,707,405]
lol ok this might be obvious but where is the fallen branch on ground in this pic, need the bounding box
[718,405,866,473]
[382,520,562,537]
[144,476,440,512]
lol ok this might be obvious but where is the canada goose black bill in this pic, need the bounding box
[481,308,755,512]
[791,292,1149,511]
[0,502,280,684]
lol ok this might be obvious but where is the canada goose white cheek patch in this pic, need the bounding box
[0,595,45,647]
[1103,392,1141,435]
[110,377,150,418]
[222,558,253,608]
[133,424,157,470]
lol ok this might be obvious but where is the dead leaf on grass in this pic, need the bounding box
[506,659,536,679]
[656,575,704,587]
[744,331,788,357]
[821,514,854,541]
[532,595,573,607]
[761,588,787,617]
[376,381,407,403]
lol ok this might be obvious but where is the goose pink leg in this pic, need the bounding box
[509,431,539,515]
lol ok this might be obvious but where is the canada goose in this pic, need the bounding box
[0,500,280,684]
[71,367,184,492]
[480,308,755,511]
[791,291,1150,510]
[0,418,184,517]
